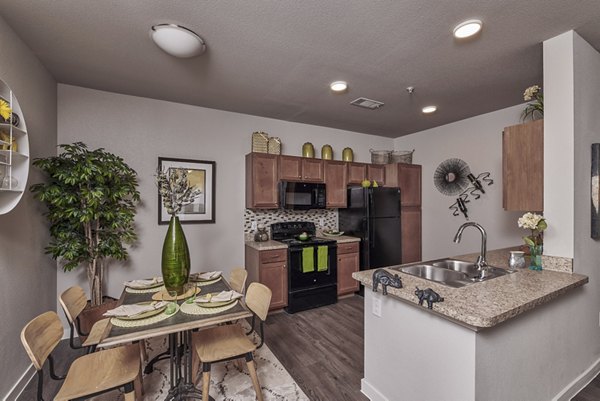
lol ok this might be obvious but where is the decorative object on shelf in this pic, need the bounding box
[391,149,415,164]
[302,142,315,158]
[372,269,402,295]
[434,158,471,196]
[251,131,269,153]
[0,132,10,150]
[321,144,333,160]
[268,136,281,155]
[518,212,547,270]
[1,174,18,189]
[592,143,600,239]
[521,85,544,122]
[508,251,526,271]
[361,179,371,188]
[342,147,354,162]
[414,287,444,309]
[0,98,11,121]
[253,224,269,242]
[370,149,391,164]
[30,142,140,307]
[157,157,215,224]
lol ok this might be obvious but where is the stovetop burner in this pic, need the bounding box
[278,238,336,246]
[271,221,336,246]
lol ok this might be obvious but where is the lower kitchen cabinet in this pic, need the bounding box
[245,246,288,310]
[337,242,360,295]
[401,206,422,263]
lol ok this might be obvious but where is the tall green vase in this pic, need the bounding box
[161,216,190,294]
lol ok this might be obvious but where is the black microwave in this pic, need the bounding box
[279,181,326,210]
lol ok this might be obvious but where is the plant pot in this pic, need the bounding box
[78,296,118,342]
[161,216,190,294]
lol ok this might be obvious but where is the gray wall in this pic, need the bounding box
[0,17,57,398]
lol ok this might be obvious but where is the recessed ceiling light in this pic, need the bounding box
[422,105,437,114]
[150,24,206,58]
[453,19,483,39]
[330,81,348,92]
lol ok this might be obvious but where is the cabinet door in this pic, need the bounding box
[302,159,324,182]
[348,163,367,184]
[401,206,422,263]
[279,155,302,181]
[367,164,386,186]
[398,164,422,206]
[246,153,278,208]
[324,161,348,208]
[260,261,288,310]
[383,164,399,187]
[337,252,359,295]
[503,120,543,211]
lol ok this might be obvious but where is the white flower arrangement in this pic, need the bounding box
[518,212,547,246]
[156,167,202,216]
[522,85,544,122]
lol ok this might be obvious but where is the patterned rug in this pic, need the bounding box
[91,326,308,401]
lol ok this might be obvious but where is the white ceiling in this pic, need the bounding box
[1,0,600,138]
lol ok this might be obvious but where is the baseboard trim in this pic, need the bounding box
[553,357,600,401]
[361,378,389,401]
[2,364,35,401]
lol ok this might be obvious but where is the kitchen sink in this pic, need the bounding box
[389,259,513,288]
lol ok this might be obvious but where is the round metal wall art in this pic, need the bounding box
[433,158,471,196]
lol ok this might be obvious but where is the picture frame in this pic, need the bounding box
[592,144,599,239]
[158,157,216,225]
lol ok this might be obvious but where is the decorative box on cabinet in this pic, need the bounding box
[245,246,288,310]
[337,242,360,295]
[279,155,324,182]
[245,152,279,209]
[502,120,543,212]
[324,160,348,208]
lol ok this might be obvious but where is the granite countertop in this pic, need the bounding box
[352,247,588,330]
[245,235,360,250]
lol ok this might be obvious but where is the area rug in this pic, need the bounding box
[91,328,308,401]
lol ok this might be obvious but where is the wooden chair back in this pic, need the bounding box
[20,311,64,371]
[245,282,272,321]
[229,268,248,294]
[59,286,88,324]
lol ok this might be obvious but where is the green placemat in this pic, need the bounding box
[180,300,238,315]
[110,304,180,328]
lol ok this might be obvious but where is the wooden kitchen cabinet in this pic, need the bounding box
[502,120,544,212]
[401,206,422,263]
[348,162,367,184]
[385,163,422,206]
[245,246,288,310]
[337,242,360,295]
[245,152,279,209]
[367,164,386,186]
[324,160,348,208]
[279,155,324,182]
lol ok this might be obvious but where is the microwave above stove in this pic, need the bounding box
[279,181,326,210]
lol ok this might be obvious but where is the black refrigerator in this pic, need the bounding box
[339,187,402,274]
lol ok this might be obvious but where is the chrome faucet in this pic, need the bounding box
[453,222,488,271]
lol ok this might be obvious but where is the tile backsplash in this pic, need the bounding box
[244,208,338,238]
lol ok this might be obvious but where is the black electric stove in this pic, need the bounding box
[271,222,338,313]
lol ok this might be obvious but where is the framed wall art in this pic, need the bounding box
[592,144,600,239]
[158,157,216,225]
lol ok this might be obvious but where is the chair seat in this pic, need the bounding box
[193,323,256,363]
[54,344,140,401]
[81,318,110,348]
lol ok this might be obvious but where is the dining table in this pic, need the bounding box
[97,276,253,401]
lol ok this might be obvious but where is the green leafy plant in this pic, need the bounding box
[30,142,140,306]
[522,85,544,122]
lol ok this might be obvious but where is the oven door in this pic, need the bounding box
[280,181,326,210]
[288,243,337,291]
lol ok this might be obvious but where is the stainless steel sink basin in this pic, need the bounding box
[389,259,513,288]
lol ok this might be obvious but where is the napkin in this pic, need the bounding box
[191,271,222,281]
[124,277,163,289]
[103,301,167,317]
[195,290,243,303]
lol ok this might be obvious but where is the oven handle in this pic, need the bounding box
[289,245,337,275]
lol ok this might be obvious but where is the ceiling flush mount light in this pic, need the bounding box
[422,105,437,114]
[453,19,483,39]
[150,24,206,58]
[330,81,348,92]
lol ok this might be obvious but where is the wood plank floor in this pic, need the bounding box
[573,373,600,401]
[265,296,368,401]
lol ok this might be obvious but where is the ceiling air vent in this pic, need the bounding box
[350,97,384,110]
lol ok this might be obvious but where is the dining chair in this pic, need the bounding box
[229,267,248,294]
[20,311,142,401]
[192,282,272,401]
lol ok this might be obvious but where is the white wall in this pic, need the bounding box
[394,105,525,260]
[56,84,393,304]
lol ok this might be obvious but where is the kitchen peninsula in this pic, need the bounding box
[353,248,588,401]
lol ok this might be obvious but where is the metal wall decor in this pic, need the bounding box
[592,143,600,239]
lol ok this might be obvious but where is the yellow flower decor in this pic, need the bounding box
[0,99,12,121]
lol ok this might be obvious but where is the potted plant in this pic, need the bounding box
[30,142,140,311]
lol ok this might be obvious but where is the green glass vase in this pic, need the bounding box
[529,244,543,271]
[161,216,190,294]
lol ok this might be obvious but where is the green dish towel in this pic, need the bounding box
[317,245,328,272]
[302,247,315,273]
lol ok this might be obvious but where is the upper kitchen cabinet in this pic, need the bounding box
[279,155,324,182]
[502,120,543,212]
[367,164,386,186]
[246,152,279,209]
[385,163,422,206]
[347,162,367,185]
[324,160,347,208]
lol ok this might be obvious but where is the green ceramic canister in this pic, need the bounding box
[321,144,333,160]
[302,142,315,158]
[342,147,354,162]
